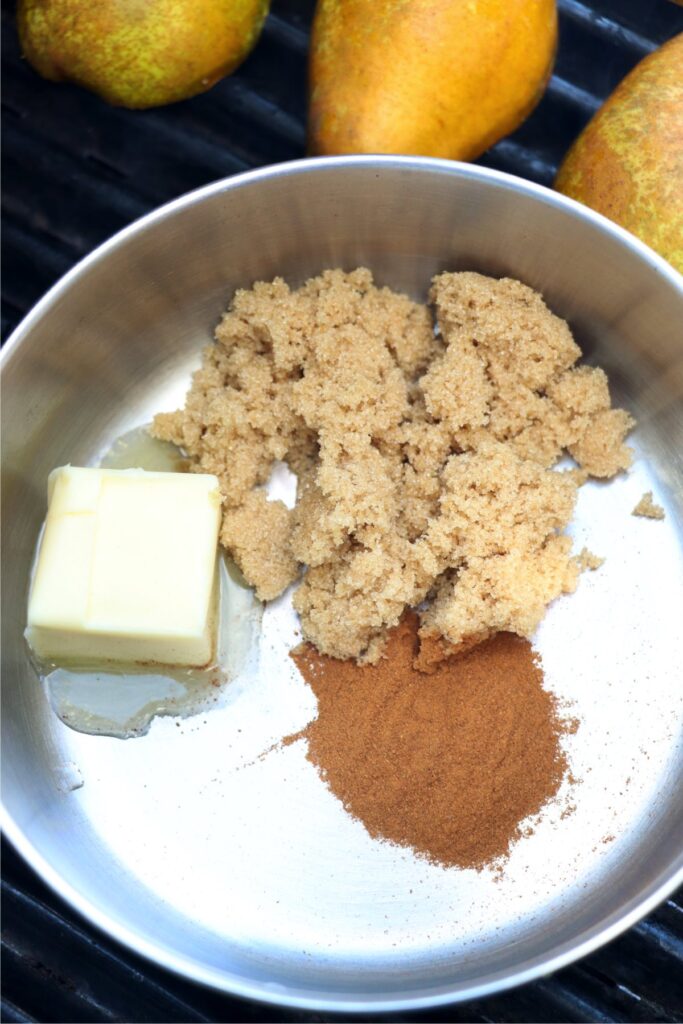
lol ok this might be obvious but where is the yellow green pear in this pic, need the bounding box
[555,34,683,274]
[308,0,557,161]
[17,0,270,109]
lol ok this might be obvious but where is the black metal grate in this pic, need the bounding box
[2,1,683,1019]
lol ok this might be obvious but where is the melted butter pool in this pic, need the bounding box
[100,425,190,474]
[35,427,262,739]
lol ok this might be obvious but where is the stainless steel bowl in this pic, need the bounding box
[2,156,683,1012]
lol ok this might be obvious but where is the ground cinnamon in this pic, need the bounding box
[291,612,572,870]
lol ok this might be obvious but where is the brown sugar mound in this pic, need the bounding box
[153,269,634,662]
[291,613,571,869]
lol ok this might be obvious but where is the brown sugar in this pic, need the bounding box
[632,491,665,520]
[290,613,571,870]
[153,269,633,662]
[576,547,605,571]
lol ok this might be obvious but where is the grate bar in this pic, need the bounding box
[262,13,309,55]
[634,918,683,960]
[479,138,557,186]
[212,78,307,148]
[1,70,252,200]
[0,998,37,1024]
[2,881,212,1024]
[547,75,602,116]
[558,0,657,55]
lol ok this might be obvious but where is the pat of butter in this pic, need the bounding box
[26,466,222,667]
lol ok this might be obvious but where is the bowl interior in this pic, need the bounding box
[2,158,683,1010]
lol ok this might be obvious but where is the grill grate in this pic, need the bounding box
[2,0,683,1019]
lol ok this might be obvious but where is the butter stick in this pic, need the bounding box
[26,466,221,667]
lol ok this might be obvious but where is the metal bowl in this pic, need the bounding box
[2,156,683,1012]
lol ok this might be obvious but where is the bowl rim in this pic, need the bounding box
[2,154,683,1012]
[2,153,682,374]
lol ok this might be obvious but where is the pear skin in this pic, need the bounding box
[308,0,557,161]
[556,34,683,274]
[18,0,269,109]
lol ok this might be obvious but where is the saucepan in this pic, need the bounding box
[2,156,682,1011]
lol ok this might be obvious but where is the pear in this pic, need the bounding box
[18,0,269,109]
[555,34,683,274]
[308,0,557,161]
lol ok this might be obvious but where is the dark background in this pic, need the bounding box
[2,1,683,1021]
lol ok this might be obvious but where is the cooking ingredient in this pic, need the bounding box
[26,466,221,666]
[32,432,261,740]
[632,491,665,520]
[41,552,257,739]
[308,0,557,161]
[576,548,604,571]
[555,34,683,273]
[290,613,571,869]
[17,0,269,109]
[154,269,633,663]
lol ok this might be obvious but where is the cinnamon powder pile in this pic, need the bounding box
[291,613,572,870]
